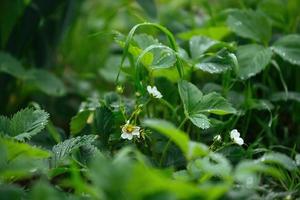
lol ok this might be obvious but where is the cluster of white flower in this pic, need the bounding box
[230,129,244,146]
[147,85,162,99]
[121,85,163,140]
[121,121,140,140]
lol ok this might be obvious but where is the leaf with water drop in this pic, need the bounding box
[227,10,271,44]
[178,80,236,129]
[236,44,272,80]
[272,34,300,66]
[195,49,237,74]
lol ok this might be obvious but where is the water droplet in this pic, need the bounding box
[235,21,242,26]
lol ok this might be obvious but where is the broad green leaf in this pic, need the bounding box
[70,110,91,135]
[259,152,297,171]
[188,141,209,159]
[189,36,218,60]
[143,119,189,156]
[93,106,114,147]
[143,119,208,160]
[258,0,287,28]
[0,53,66,96]
[178,26,230,40]
[51,135,98,167]
[0,137,51,160]
[134,34,176,69]
[195,92,236,115]
[188,152,232,178]
[272,34,300,66]
[26,69,66,96]
[137,44,176,70]
[227,10,271,44]
[195,49,236,74]
[236,44,272,79]
[0,52,26,79]
[234,160,283,186]
[117,33,176,70]
[0,107,49,141]
[128,163,204,199]
[188,113,210,130]
[178,80,203,113]
[178,81,235,129]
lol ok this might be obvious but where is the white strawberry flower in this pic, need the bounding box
[230,129,244,146]
[147,85,163,99]
[121,121,140,140]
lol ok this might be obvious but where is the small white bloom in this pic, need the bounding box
[121,121,140,140]
[213,135,222,141]
[147,85,163,99]
[230,129,244,146]
[230,129,240,140]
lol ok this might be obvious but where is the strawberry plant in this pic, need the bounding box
[1,0,300,199]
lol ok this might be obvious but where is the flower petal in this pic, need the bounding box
[127,134,133,140]
[132,129,140,136]
[230,129,240,139]
[121,133,129,139]
[147,86,153,94]
[234,137,244,146]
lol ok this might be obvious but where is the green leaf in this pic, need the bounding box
[178,80,203,113]
[26,69,66,96]
[0,107,49,141]
[234,160,283,186]
[271,34,300,66]
[258,0,287,29]
[143,119,189,156]
[0,53,66,96]
[117,33,176,70]
[195,49,236,74]
[188,152,232,178]
[195,92,237,115]
[51,135,98,167]
[188,141,209,159]
[188,113,210,130]
[178,81,236,129]
[0,137,51,161]
[189,36,218,60]
[236,44,272,79]
[259,152,297,171]
[227,10,271,44]
[93,106,114,148]
[178,26,230,40]
[0,116,10,134]
[0,52,26,79]
[70,110,91,135]
[134,34,176,69]
[144,119,208,160]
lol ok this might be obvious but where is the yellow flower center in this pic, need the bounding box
[125,124,135,133]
